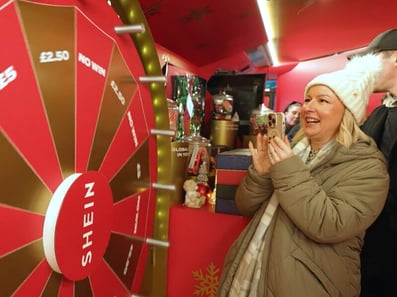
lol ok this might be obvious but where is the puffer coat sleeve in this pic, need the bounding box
[237,140,389,243]
[235,165,274,217]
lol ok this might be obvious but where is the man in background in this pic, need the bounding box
[354,28,397,297]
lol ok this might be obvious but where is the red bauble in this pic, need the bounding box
[196,182,209,196]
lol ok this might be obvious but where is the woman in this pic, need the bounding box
[217,54,389,297]
[283,100,302,136]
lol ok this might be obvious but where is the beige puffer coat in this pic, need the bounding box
[217,139,389,297]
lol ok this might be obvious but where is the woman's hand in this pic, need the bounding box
[248,133,272,175]
[268,135,293,165]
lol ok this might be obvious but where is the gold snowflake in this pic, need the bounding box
[192,262,220,297]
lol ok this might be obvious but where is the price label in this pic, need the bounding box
[111,80,126,105]
[40,50,70,63]
[0,65,17,91]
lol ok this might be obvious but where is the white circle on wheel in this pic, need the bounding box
[43,171,113,281]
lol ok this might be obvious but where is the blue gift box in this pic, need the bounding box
[215,149,252,215]
[215,148,252,170]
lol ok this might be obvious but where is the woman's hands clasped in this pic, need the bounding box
[248,134,294,175]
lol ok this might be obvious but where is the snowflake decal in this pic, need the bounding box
[192,262,220,297]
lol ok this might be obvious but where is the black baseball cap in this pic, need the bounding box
[352,28,397,58]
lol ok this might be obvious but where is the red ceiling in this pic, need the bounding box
[277,0,397,63]
[137,0,397,72]
[137,0,266,67]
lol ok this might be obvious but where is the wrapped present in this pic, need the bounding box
[215,148,252,170]
[215,149,252,215]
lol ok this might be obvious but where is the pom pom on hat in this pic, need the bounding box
[304,54,383,125]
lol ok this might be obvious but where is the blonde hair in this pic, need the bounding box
[291,109,370,149]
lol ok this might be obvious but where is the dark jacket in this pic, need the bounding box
[360,104,397,297]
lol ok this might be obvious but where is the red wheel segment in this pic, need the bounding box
[0,2,63,192]
[75,11,115,173]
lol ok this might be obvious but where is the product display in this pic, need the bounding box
[167,98,179,140]
[215,148,253,170]
[212,91,234,120]
[210,119,238,148]
[172,74,207,140]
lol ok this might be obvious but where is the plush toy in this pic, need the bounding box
[183,179,206,208]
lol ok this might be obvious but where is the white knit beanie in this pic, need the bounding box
[304,54,383,125]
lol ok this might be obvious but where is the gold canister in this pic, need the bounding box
[243,135,257,148]
[210,119,238,148]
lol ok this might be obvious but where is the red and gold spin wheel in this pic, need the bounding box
[0,0,172,296]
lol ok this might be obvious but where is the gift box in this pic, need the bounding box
[215,149,252,215]
[215,148,252,170]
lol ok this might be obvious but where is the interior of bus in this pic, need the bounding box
[129,0,395,113]
[1,1,396,297]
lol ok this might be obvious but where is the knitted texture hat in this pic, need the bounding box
[304,54,383,125]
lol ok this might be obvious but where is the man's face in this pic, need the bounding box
[374,51,397,94]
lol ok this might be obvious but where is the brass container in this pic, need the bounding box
[210,119,238,148]
[243,135,257,148]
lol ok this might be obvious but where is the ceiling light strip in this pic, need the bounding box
[257,0,279,65]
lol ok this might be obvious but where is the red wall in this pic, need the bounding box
[276,55,346,112]
[276,54,384,116]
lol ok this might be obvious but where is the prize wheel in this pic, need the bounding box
[0,0,171,296]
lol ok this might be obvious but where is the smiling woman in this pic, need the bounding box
[218,53,389,297]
